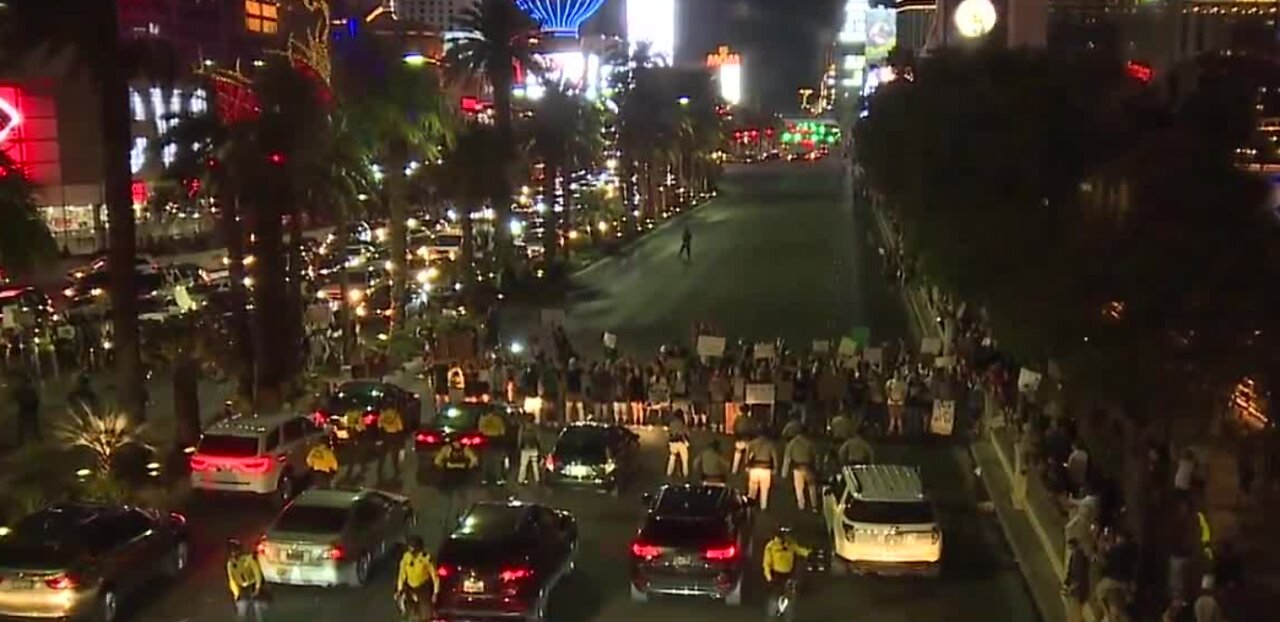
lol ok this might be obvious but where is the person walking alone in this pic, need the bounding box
[666,409,691,478]
[226,539,268,622]
[516,419,544,485]
[679,224,693,261]
[783,429,818,511]
[745,433,779,510]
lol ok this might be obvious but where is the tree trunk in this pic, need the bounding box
[460,202,476,286]
[492,69,516,280]
[250,187,288,406]
[99,6,144,422]
[334,207,352,366]
[172,352,200,449]
[221,193,253,397]
[286,203,305,381]
[542,160,559,264]
[386,149,409,328]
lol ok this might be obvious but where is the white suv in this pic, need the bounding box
[822,464,942,577]
[190,412,325,502]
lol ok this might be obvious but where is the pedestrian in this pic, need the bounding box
[477,406,509,485]
[376,407,406,481]
[693,438,731,485]
[565,359,585,423]
[782,429,818,511]
[226,539,268,622]
[1168,499,1196,598]
[666,409,690,478]
[1063,538,1090,622]
[744,433,778,510]
[708,368,729,433]
[306,438,340,488]
[1067,440,1090,494]
[434,438,480,528]
[1175,449,1197,502]
[589,362,611,422]
[1193,575,1223,622]
[829,409,854,442]
[1097,529,1137,622]
[627,367,646,426]
[836,430,875,466]
[647,369,670,425]
[885,373,907,436]
[67,372,98,413]
[610,363,629,423]
[679,224,692,261]
[516,418,543,485]
[12,371,40,443]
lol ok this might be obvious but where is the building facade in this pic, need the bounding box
[395,0,477,31]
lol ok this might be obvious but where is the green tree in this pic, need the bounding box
[0,0,172,419]
[611,46,682,222]
[0,151,56,273]
[446,0,540,276]
[343,43,454,324]
[525,81,604,263]
[434,124,515,289]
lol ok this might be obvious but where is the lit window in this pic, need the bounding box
[131,137,147,174]
[245,0,279,34]
[162,144,177,168]
[190,89,208,114]
[130,89,146,121]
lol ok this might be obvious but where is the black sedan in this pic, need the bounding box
[434,501,577,622]
[412,401,517,452]
[543,423,641,494]
[315,381,422,443]
[0,503,190,622]
[629,484,752,605]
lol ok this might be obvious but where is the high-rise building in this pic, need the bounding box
[117,0,280,66]
[396,0,477,31]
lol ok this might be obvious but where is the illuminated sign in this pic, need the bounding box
[707,46,743,106]
[865,8,896,61]
[954,0,998,39]
[840,0,870,45]
[515,0,607,37]
[1125,61,1153,84]
[0,93,21,144]
[627,0,675,63]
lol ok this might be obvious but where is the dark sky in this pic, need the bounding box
[584,0,842,113]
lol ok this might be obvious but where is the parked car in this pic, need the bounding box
[434,501,577,622]
[256,489,414,587]
[413,402,517,453]
[822,464,942,577]
[316,380,422,443]
[189,412,326,503]
[0,503,189,622]
[543,423,641,495]
[629,484,751,605]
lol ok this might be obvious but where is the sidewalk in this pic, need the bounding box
[863,190,1063,622]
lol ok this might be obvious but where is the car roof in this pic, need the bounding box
[653,485,733,517]
[205,412,302,436]
[289,488,368,509]
[451,501,532,539]
[844,464,926,502]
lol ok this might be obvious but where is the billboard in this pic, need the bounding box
[627,0,676,63]
[866,8,897,61]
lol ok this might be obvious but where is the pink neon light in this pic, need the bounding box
[0,94,21,144]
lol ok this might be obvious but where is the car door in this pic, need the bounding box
[93,512,159,594]
[348,499,385,558]
[530,508,568,582]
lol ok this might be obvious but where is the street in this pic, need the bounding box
[122,161,1038,622]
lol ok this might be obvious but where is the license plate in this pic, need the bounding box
[335,429,350,440]
[286,550,306,562]
[565,465,592,478]
[672,555,692,567]
[6,579,34,589]
[462,578,485,593]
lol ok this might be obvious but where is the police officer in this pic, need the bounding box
[761,526,811,617]
[306,438,340,488]
[476,407,508,485]
[782,429,818,511]
[434,438,479,528]
[340,409,370,483]
[693,438,731,485]
[226,539,266,622]
[516,418,544,485]
[376,407,406,480]
[829,410,855,442]
[396,536,440,620]
[745,433,779,510]
[837,430,875,466]
[731,410,759,474]
[666,409,690,478]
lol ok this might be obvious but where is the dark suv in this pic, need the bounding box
[434,501,577,622]
[629,484,752,605]
[544,423,640,494]
[0,504,190,622]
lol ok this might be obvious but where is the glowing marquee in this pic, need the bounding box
[0,93,21,145]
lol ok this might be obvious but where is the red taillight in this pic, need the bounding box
[311,411,328,426]
[416,432,441,444]
[256,538,268,557]
[189,455,212,471]
[329,544,345,561]
[237,457,273,473]
[544,455,558,470]
[362,413,378,426]
[631,542,661,559]
[459,435,483,447]
[499,567,533,582]
[435,564,451,578]
[704,544,738,561]
[45,574,75,590]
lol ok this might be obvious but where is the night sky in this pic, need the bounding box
[584,0,843,113]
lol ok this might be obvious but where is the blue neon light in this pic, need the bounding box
[515,0,606,37]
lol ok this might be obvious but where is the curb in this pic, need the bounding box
[987,428,1067,580]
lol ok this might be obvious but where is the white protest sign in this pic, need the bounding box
[920,337,943,355]
[837,337,858,357]
[753,342,776,360]
[602,332,618,349]
[934,355,956,369]
[697,335,726,358]
[930,400,956,436]
[812,340,831,354]
[1017,368,1043,394]
[745,383,776,405]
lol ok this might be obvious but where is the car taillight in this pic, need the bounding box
[256,538,268,557]
[631,542,661,560]
[189,455,213,471]
[545,455,558,470]
[931,528,941,544]
[704,544,738,561]
[459,435,483,447]
[45,574,76,590]
[499,567,533,582]
[329,544,345,561]
[236,457,273,473]
[311,411,328,426]
[362,412,378,426]
[435,564,451,578]
[415,432,441,444]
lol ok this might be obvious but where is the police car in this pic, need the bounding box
[821,464,942,577]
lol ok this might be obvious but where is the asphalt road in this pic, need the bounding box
[121,161,1038,622]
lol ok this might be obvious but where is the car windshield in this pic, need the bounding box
[197,434,259,457]
[843,500,935,525]
[275,505,350,534]
[640,517,730,548]
[434,235,462,247]
[428,403,490,431]
[451,504,523,540]
[330,383,389,409]
[554,429,609,462]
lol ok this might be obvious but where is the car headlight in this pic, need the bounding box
[602,460,616,474]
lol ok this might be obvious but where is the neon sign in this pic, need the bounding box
[0,93,21,144]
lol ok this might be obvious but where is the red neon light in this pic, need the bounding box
[131,180,148,205]
[1125,61,1153,85]
[0,93,21,144]
[460,96,488,113]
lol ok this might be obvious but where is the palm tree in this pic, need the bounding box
[0,151,56,273]
[525,82,604,263]
[611,45,681,224]
[446,0,540,275]
[434,124,516,289]
[0,1,172,419]
[344,43,454,324]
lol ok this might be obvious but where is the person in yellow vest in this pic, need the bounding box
[226,539,267,622]
[396,536,440,620]
[448,366,466,403]
[434,439,479,528]
[376,407,406,480]
[306,438,340,488]
[340,409,370,483]
[762,526,811,617]
[477,408,508,485]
